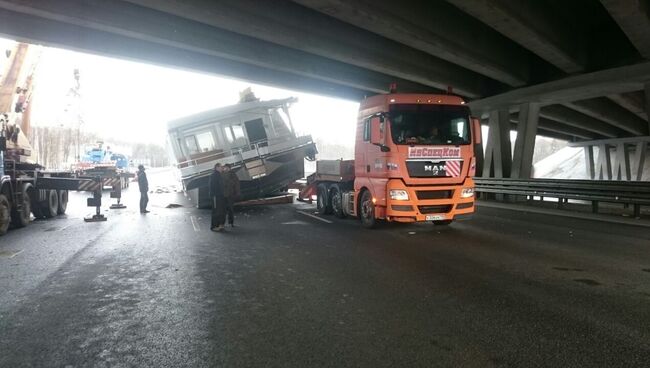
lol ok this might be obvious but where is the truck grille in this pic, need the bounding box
[416,190,453,200]
[418,205,452,214]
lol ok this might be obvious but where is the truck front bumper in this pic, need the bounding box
[384,178,475,223]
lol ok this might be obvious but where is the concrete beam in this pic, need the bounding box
[509,115,598,140]
[540,105,623,138]
[612,143,632,180]
[512,103,539,179]
[482,109,512,177]
[0,0,433,96]
[293,0,529,86]
[564,97,648,136]
[600,0,650,59]
[633,141,648,180]
[469,61,650,114]
[646,83,650,132]
[0,8,370,101]
[596,145,613,180]
[123,0,502,98]
[584,146,596,179]
[446,0,585,73]
[607,91,648,121]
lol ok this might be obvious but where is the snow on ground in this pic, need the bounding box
[534,146,650,181]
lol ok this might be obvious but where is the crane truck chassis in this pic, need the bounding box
[0,135,132,235]
[298,92,480,228]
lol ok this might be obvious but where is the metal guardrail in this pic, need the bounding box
[474,177,650,217]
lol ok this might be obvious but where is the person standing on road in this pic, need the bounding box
[137,164,149,213]
[209,163,226,231]
[222,164,241,227]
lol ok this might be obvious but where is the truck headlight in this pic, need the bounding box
[389,189,409,201]
[461,188,475,198]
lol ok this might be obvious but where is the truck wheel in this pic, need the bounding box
[43,189,59,218]
[433,220,453,226]
[11,184,31,228]
[330,185,346,219]
[359,190,376,228]
[317,184,332,215]
[0,194,11,235]
[31,191,45,219]
[57,190,68,215]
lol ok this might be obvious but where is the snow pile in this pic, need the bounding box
[534,146,650,181]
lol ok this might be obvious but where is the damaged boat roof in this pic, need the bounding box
[167,97,297,131]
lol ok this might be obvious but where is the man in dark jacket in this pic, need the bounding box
[137,164,149,213]
[222,164,241,227]
[209,163,226,231]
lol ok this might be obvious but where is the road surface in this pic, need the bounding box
[1,172,649,367]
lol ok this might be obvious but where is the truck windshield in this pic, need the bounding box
[389,104,471,145]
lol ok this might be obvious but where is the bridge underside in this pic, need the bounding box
[0,0,649,178]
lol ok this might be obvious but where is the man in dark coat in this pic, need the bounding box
[137,164,149,213]
[222,164,241,227]
[209,163,226,231]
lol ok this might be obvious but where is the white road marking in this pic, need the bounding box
[297,210,333,224]
[190,215,201,232]
[9,249,24,258]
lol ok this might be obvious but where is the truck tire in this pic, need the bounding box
[57,190,68,215]
[43,189,59,218]
[317,183,332,215]
[11,184,31,228]
[31,190,45,219]
[359,190,376,229]
[330,184,346,219]
[0,194,11,235]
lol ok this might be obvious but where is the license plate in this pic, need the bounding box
[426,215,445,221]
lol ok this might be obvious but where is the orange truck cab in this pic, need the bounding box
[310,92,480,228]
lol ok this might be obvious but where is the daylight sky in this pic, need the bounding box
[1,38,359,147]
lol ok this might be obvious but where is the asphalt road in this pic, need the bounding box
[1,173,650,367]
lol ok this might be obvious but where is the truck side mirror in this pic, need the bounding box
[471,117,481,144]
[370,116,390,152]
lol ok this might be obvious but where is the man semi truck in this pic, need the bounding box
[304,92,480,228]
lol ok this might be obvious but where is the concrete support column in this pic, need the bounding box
[584,146,595,179]
[482,109,511,177]
[645,82,650,133]
[633,142,647,181]
[613,143,631,180]
[512,103,539,179]
[596,145,613,180]
[474,128,484,176]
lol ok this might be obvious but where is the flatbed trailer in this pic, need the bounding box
[0,139,130,235]
[0,154,73,234]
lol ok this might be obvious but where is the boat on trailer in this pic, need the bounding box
[167,92,317,208]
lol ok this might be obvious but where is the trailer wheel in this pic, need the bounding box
[359,190,376,229]
[317,184,332,215]
[0,194,11,235]
[57,190,68,215]
[330,185,346,219]
[31,190,45,219]
[43,189,59,218]
[11,184,32,228]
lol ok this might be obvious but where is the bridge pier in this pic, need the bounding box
[480,103,540,182]
[570,137,650,181]
[511,103,540,179]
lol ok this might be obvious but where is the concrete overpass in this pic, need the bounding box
[0,0,649,177]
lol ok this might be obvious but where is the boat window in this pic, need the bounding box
[232,124,246,140]
[185,136,199,154]
[275,108,293,133]
[196,131,216,152]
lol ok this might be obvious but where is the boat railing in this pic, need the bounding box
[177,135,314,171]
